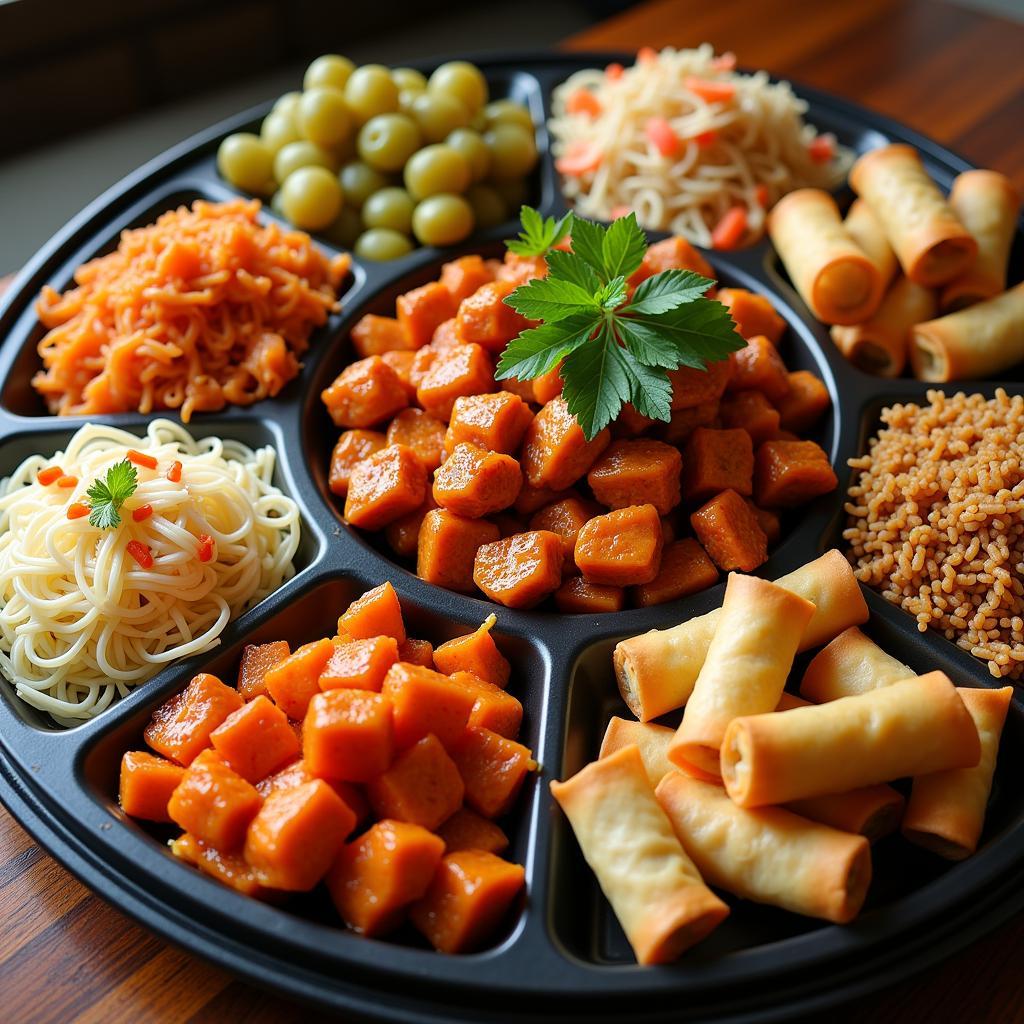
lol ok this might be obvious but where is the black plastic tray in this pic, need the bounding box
[0,52,1022,1024]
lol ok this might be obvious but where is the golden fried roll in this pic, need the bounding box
[599,717,676,787]
[787,785,905,843]
[909,281,1024,381]
[849,144,977,287]
[550,746,729,964]
[669,575,815,777]
[614,550,867,721]
[800,626,911,703]
[829,276,937,377]
[768,189,884,325]
[721,671,981,808]
[902,686,1013,860]
[941,171,1021,311]
[656,774,872,924]
[844,198,898,287]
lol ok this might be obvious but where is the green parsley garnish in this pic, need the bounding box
[86,460,138,530]
[495,208,745,439]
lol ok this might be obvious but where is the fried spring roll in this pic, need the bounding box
[669,575,815,777]
[550,746,729,964]
[902,686,1013,860]
[844,198,898,287]
[800,626,911,703]
[941,170,1021,312]
[768,189,884,324]
[909,281,1024,381]
[721,671,981,807]
[829,276,937,377]
[599,717,676,787]
[849,144,977,287]
[656,774,872,924]
[614,550,867,721]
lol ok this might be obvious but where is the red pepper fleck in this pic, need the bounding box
[132,504,154,522]
[167,460,183,483]
[694,130,718,147]
[37,466,63,486]
[198,534,215,563]
[127,449,158,470]
[126,540,154,569]
[755,183,770,207]
[67,503,90,520]
[605,62,624,81]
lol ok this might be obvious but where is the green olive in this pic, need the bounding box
[303,54,355,92]
[324,205,364,249]
[273,140,337,185]
[260,110,302,154]
[392,67,427,94]
[484,123,538,180]
[403,144,471,200]
[362,187,415,234]
[357,113,422,172]
[297,87,351,148]
[339,160,392,207]
[484,99,534,132]
[279,166,343,231]
[273,91,302,120]
[492,176,528,210]
[428,61,488,115]
[344,64,399,124]
[270,189,287,219]
[409,92,470,144]
[327,130,358,168]
[445,128,490,183]
[465,183,508,229]
[354,228,414,261]
[412,193,474,247]
[217,133,275,194]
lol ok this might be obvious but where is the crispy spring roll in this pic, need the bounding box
[721,671,982,808]
[829,276,937,377]
[844,198,898,287]
[909,281,1024,381]
[849,144,977,287]
[768,189,884,324]
[614,550,867,722]
[669,575,815,777]
[550,746,729,964]
[800,626,911,703]
[941,171,1021,312]
[656,774,872,924]
[600,717,676,787]
[902,686,1013,860]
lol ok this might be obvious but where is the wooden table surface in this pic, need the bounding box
[2,1,1024,1021]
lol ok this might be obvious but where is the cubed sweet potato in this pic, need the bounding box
[327,819,445,936]
[418,508,500,593]
[532,365,564,404]
[351,314,414,358]
[521,398,611,490]
[382,662,476,750]
[554,577,625,614]
[119,750,184,822]
[328,430,387,497]
[529,496,602,560]
[238,641,291,702]
[436,808,509,855]
[432,615,511,687]
[441,254,495,304]
[168,749,262,850]
[322,356,409,429]
[455,279,530,352]
[719,390,782,447]
[256,760,369,825]
[432,318,461,349]
[319,636,399,692]
[264,638,336,719]
[690,488,768,572]
[397,281,457,348]
[381,350,418,399]
[631,538,720,607]
[399,637,435,668]
[668,360,732,410]
[587,439,682,515]
[433,443,522,518]
[445,392,533,455]
[144,673,244,766]
[448,670,523,738]
[514,480,574,517]
[628,236,714,286]
[171,833,269,898]
[473,531,564,609]
[660,398,720,445]
[680,426,754,503]
[345,444,428,530]
[210,695,301,783]
[614,403,656,438]
[340,581,406,642]
[450,727,535,818]
[410,344,439,389]
[417,343,495,421]
[775,370,830,433]
[747,500,782,545]
[717,287,785,344]
[574,504,663,586]
[496,252,547,286]
[303,689,394,782]
[244,779,356,891]
[754,439,838,508]
[384,493,438,558]
[367,734,465,829]
[500,375,537,403]
[386,408,447,471]
[728,335,790,401]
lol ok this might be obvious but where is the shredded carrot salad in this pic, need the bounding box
[33,199,350,421]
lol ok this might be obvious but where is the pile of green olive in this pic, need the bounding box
[216,55,538,259]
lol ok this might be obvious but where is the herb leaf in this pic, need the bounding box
[561,321,633,440]
[601,214,647,282]
[625,269,713,315]
[86,460,138,530]
[503,275,599,323]
[495,314,596,383]
[544,249,602,293]
[623,298,746,369]
[565,217,607,281]
[505,207,573,257]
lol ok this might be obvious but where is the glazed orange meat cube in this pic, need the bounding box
[574,504,664,586]
[628,236,713,286]
[450,727,535,818]
[381,661,476,749]
[385,494,438,558]
[680,426,755,504]
[445,391,533,455]
[367,733,465,829]
[416,343,494,421]
[398,637,434,667]
[144,672,243,766]
[448,670,523,738]
[521,397,611,490]
[382,350,418,399]
[514,480,574,517]
[728,335,791,402]
[345,443,428,530]
[433,443,522,518]
[256,760,370,826]
[350,314,414,358]
[210,695,301,783]
[171,833,269,899]
[587,439,682,515]
[436,808,509,855]
[496,252,547,286]
[328,429,387,498]
[528,496,602,560]
[303,689,394,782]
[440,254,495,304]
[432,617,511,688]
[397,281,457,348]
[318,636,399,692]
[386,408,447,471]
[431,317,461,349]
[119,750,185,823]
[263,637,336,719]
[417,508,500,593]
[455,279,530,352]
[662,398,720,445]
[322,356,409,429]
[631,538,720,607]
[532,364,564,404]
[237,640,291,701]
[668,359,732,410]
[473,531,565,609]
[339,581,407,642]
[717,287,786,344]
[554,577,625,614]
[754,439,838,508]
[690,488,768,572]
[719,390,781,447]
[775,370,830,432]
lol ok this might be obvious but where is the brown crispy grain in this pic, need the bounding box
[844,388,1024,679]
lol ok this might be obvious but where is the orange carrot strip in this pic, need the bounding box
[132,504,153,522]
[198,534,215,562]
[127,449,158,470]
[36,466,63,485]
[167,460,183,482]
[711,207,748,250]
[555,140,603,176]
[645,117,679,157]
[127,540,153,568]
[808,134,836,163]
[605,62,624,80]
[565,89,602,117]
[67,503,89,520]
[685,76,736,103]
[57,475,78,488]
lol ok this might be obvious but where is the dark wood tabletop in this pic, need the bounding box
[2,1,1024,1021]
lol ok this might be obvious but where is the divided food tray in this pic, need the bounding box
[0,52,1022,1024]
